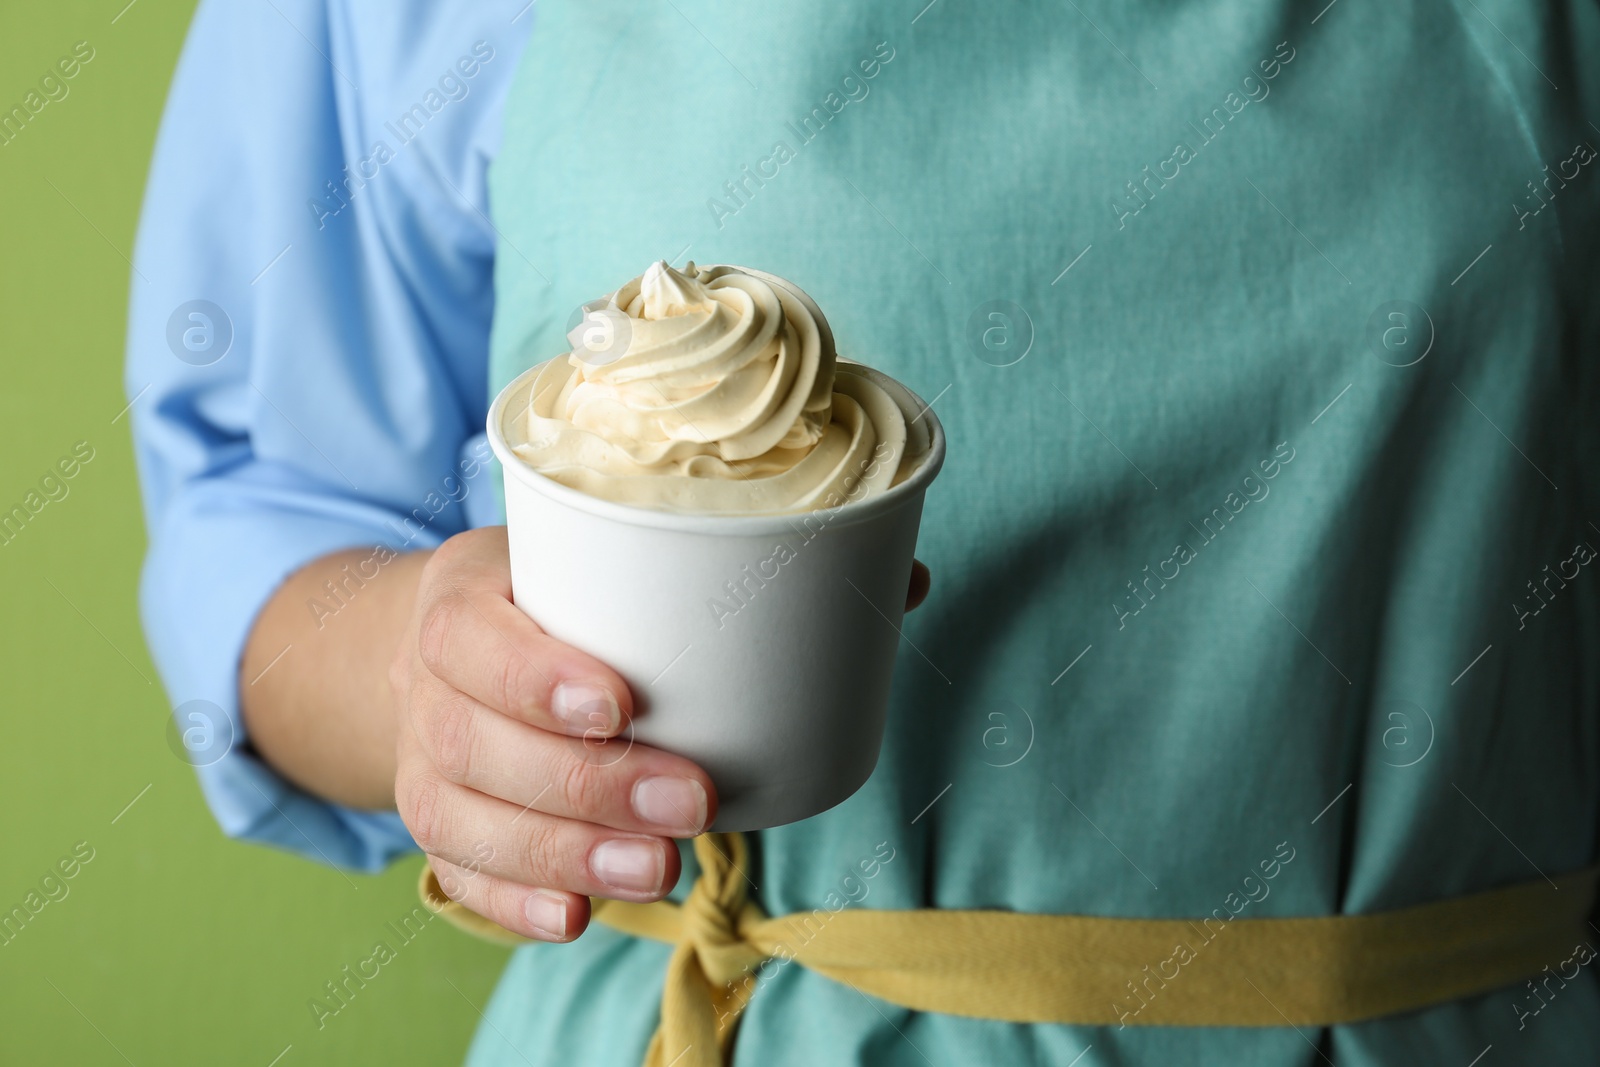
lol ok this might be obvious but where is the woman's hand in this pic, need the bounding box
[389,526,714,942]
[244,520,929,946]
[389,528,932,943]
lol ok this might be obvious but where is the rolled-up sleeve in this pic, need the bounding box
[126,0,530,871]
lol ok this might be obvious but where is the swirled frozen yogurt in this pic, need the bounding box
[508,261,932,515]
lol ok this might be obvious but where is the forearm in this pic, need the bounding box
[240,547,433,810]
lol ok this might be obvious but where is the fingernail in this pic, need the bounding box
[632,776,708,835]
[591,839,664,894]
[551,683,620,735]
[524,891,568,940]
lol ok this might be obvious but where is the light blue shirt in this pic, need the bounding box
[128,0,531,871]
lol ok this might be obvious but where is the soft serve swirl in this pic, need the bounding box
[509,262,930,515]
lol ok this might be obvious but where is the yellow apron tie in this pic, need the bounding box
[420,835,1600,1067]
[622,833,766,1067]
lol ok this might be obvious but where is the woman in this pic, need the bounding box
[129,0,1600,1063]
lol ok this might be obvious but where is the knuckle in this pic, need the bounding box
[386,643,412,701]
[493,650,542,716]
[426,528,488,581]
[401,773,449,853]
[455,526,495,553]
[520,818,569,886]
[424,697,479,784]
[416,598,459,678]
[427,532,468,573]
[556,754,610,819]
[473,877,518,926]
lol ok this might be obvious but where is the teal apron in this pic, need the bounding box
[476,2,1600,1064]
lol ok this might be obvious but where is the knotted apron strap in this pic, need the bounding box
[620,833,767,1067]
[421,838,1600,1067]
[420,834,772,1067]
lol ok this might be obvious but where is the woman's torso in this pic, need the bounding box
[475,3,1600,1063]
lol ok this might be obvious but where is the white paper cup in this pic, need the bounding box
[487,359,946,830]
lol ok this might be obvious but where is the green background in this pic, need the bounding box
[0,4,508,1063]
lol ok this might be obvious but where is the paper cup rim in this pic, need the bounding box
[487,358,947,536]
